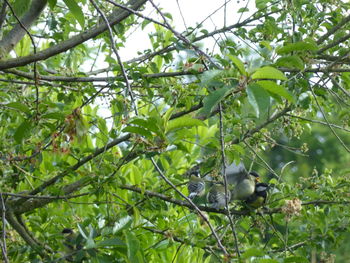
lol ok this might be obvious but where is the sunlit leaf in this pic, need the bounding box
[247,83,270,117]
[251,66,288,80]
[228,55,247,75]
[5,102,30,113]
[63,0,85,28]
[256,80,295,103]
[277,41,318,54]
[166,117,205,133]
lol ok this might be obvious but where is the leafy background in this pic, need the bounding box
[0,0,350,262]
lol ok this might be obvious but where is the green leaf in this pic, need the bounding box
[62,0,85,28]
[48,0,57,9]
[200,69,223,86]
[125,231,144,263]
[122,126,153,138]
[228,55,247,75]
[14,120,31,143]
[5,102,30,113]
[13,0,31,17]
[256,80,295,103]
[284,256,309,263]
[242,247,265,258]
[277,41,318,54]
[247,83,270,117]
[258,259,279,263]
[199,85,236,117]
[166,117,205,133]
[97,238,125,248]
[238,7,249,13]
[130,117,163,136]
[41,112,65,120]
[113,216,132,234]
[251,66,288,80]
[275,55,305,70]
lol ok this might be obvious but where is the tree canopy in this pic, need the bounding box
[0,0,350,262]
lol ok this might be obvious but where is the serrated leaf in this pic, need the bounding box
[97,238,125,248]
[122,126,153,138]
[247,83,270,117]
[252,66,287,80]
[256,80,295,103]
[5,102,30,113]
[277,41,318,54]
[63,0,85,28]
[14,120,31,143]
[275,55,304,70]
[199,85,236,117]
[228,55,247,75]
[166,117,205,133]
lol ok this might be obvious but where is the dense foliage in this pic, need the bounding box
[0,0,350,262]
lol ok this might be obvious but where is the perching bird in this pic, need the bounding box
[245,183,269,208]
[187,171,206,199]
[207,183,231,209]
[223,161,260,200]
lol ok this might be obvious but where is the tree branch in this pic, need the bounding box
[0,0,46,58]
[0,0,147,70]
[316,14,350,45]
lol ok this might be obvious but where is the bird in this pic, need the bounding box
[245,183,269,208]
[207,183,231,209]
[187,171,206,200]
[223,161,260,200]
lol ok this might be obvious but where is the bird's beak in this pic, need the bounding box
[255,177,260,182]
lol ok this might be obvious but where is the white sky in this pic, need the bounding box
[119,0,256,60]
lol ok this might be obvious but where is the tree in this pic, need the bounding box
[0,0,349,262]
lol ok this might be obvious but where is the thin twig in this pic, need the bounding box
[0,193,9,263]
[218,103,241,258]
[308,84,350,153]
[286,114,350,133]
[89,0,138,115]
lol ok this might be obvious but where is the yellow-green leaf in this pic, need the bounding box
[166,117,205,133]
[256,80,295,103]
[251,66,287,80]
[63,0,85,28]
[228,55,247,75]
